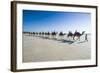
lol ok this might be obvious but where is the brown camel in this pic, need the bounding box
[67,31,73,38]
[73,31,85,40]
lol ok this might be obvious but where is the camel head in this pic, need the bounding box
[82,31,85,35]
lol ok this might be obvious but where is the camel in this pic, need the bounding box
[28,32,31,36]
[46,32,50,39]
[51,31,58,39]
[42,32,44,35]
[32,32,35,36]
[39,32,42,35]
[44,32,49,38]
[59,32,66,39]
[67,31,73,38]
[36,32,38,36]
[73,31,85,40]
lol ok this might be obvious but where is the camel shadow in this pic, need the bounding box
[39,37,75,44]
[77,40,87,44]
[42,37,49,39]
[39,36,51,40]
[51,38,57,40]
[59,39,75,44]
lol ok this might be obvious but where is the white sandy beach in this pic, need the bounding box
[22,34,91,63]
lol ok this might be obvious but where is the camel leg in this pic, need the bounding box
[73,36,75,40]
[67,36,70,40]
[78,37,80,41]
[75,36,80,41]
[67,36,69,39]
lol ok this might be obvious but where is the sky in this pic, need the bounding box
[23,10,91,33]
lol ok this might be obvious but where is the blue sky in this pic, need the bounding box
[23,10,91,33]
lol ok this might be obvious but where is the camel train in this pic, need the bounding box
[23,30,87,41]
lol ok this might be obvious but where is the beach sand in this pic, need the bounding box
[22,34,91,63]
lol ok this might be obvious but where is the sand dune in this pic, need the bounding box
[22,34,91,63]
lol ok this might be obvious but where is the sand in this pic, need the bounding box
[22,34,91,63]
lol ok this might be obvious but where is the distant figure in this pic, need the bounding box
[85,34,88,41]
